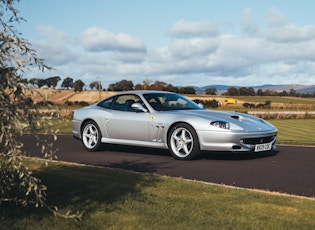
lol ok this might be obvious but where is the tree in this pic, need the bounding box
[224,87,239,96]
[46,76,61,88]
[61,77,74,89]
[0,0,81,219]
[134,83,144,90]
[289,88,296,97]
[256,89,264,96]
[142,79,152,90]
[265,100,271,108]
[148,81,168,90]
[179,86,196,94]
[239,87,255,96]
[29,78,38,87]
[73,79,85,92]
[108,79,134,91]
[89,81,102,90]
[135,79,179,92]
[205,87,217,95]
[37,78,47,88]
[165,84,179,93]
[279,90,288,96]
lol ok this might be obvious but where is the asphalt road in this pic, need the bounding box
[21,134,315,198]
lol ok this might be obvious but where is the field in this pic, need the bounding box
[26,88,115,104]
[2,159,315,229]
[234,96,315,105]
[269,119,315,145]
[3,90,315,229]
[27,88,315,108]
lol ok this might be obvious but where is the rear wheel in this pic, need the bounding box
[82,121,102,151]
[167,123,200,160]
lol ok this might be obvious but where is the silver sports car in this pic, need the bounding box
[72,90,278,160]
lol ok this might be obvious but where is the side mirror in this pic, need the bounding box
[131,103,148,112]
[198,103,204,108]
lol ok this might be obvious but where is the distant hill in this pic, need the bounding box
[193,84,315,94]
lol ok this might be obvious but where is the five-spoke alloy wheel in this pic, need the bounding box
[168,123,200,160]
[82,121,102,151]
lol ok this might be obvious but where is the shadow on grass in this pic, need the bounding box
[98,159,169,173]
[0,163,162,222]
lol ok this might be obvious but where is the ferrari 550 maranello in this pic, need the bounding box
[72,91,278,160]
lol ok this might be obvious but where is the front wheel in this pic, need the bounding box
[81,121,102,151]
[167,123,200,160]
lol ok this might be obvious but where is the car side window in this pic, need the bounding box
[112,94,145,112]
[97,96,114,109]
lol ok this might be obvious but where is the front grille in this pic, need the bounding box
[241,136,276,145]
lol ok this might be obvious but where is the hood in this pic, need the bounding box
[170,109,277,132]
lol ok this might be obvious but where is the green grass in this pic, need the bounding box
[2,160,315,229]
[234,96,315,105]
[34,119,73,134]
[49,119,73,134]
[268,119,315,145]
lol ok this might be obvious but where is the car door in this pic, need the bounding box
[104,94,150,141]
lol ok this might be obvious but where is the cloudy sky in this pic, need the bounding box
[17,0,315,88]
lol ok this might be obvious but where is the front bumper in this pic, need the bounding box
[197,129,278,152]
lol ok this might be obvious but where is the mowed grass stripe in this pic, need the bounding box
[269,119,315,145]
[235,96,315,105]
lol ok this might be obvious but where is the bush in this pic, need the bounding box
[193,99,219,108]
[36,100,54,107]
[65,101,74,106]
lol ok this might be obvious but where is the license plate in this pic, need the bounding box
[255,143,272,152]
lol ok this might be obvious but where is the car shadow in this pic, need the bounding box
[200,150,279,161]
[100,143,279,161]
[100,143,171,157]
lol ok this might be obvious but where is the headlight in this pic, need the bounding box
[210,121,230,129]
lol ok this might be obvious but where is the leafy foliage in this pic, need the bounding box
[179,86,196,94]
[61,77,74,89]
[135,80,179,92]
[73,79,85,92]
[0,0,81,220]
[193,99,219,108]
[89,80,102,90]
[108,79,134,91]
[205,87,217,95]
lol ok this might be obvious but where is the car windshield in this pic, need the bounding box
[143,93,202,111]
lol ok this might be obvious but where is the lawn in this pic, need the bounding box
[268,119,315,145]
[234,96,315,105]
[1,160,315,229]
[3,116,315,229]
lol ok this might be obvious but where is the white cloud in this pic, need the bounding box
[34,41,76,66]
[168,19,221,37]
[37,24,71,42]
[81,26,146,53]
[267,7,289,28]
[27,9,315,88]
[262,24,315,43]
[33,25,76,66]
[168,38,219,59]
[241,8,259,34]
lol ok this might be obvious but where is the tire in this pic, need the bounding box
[81,121,102,151]
[167,123,200,160]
